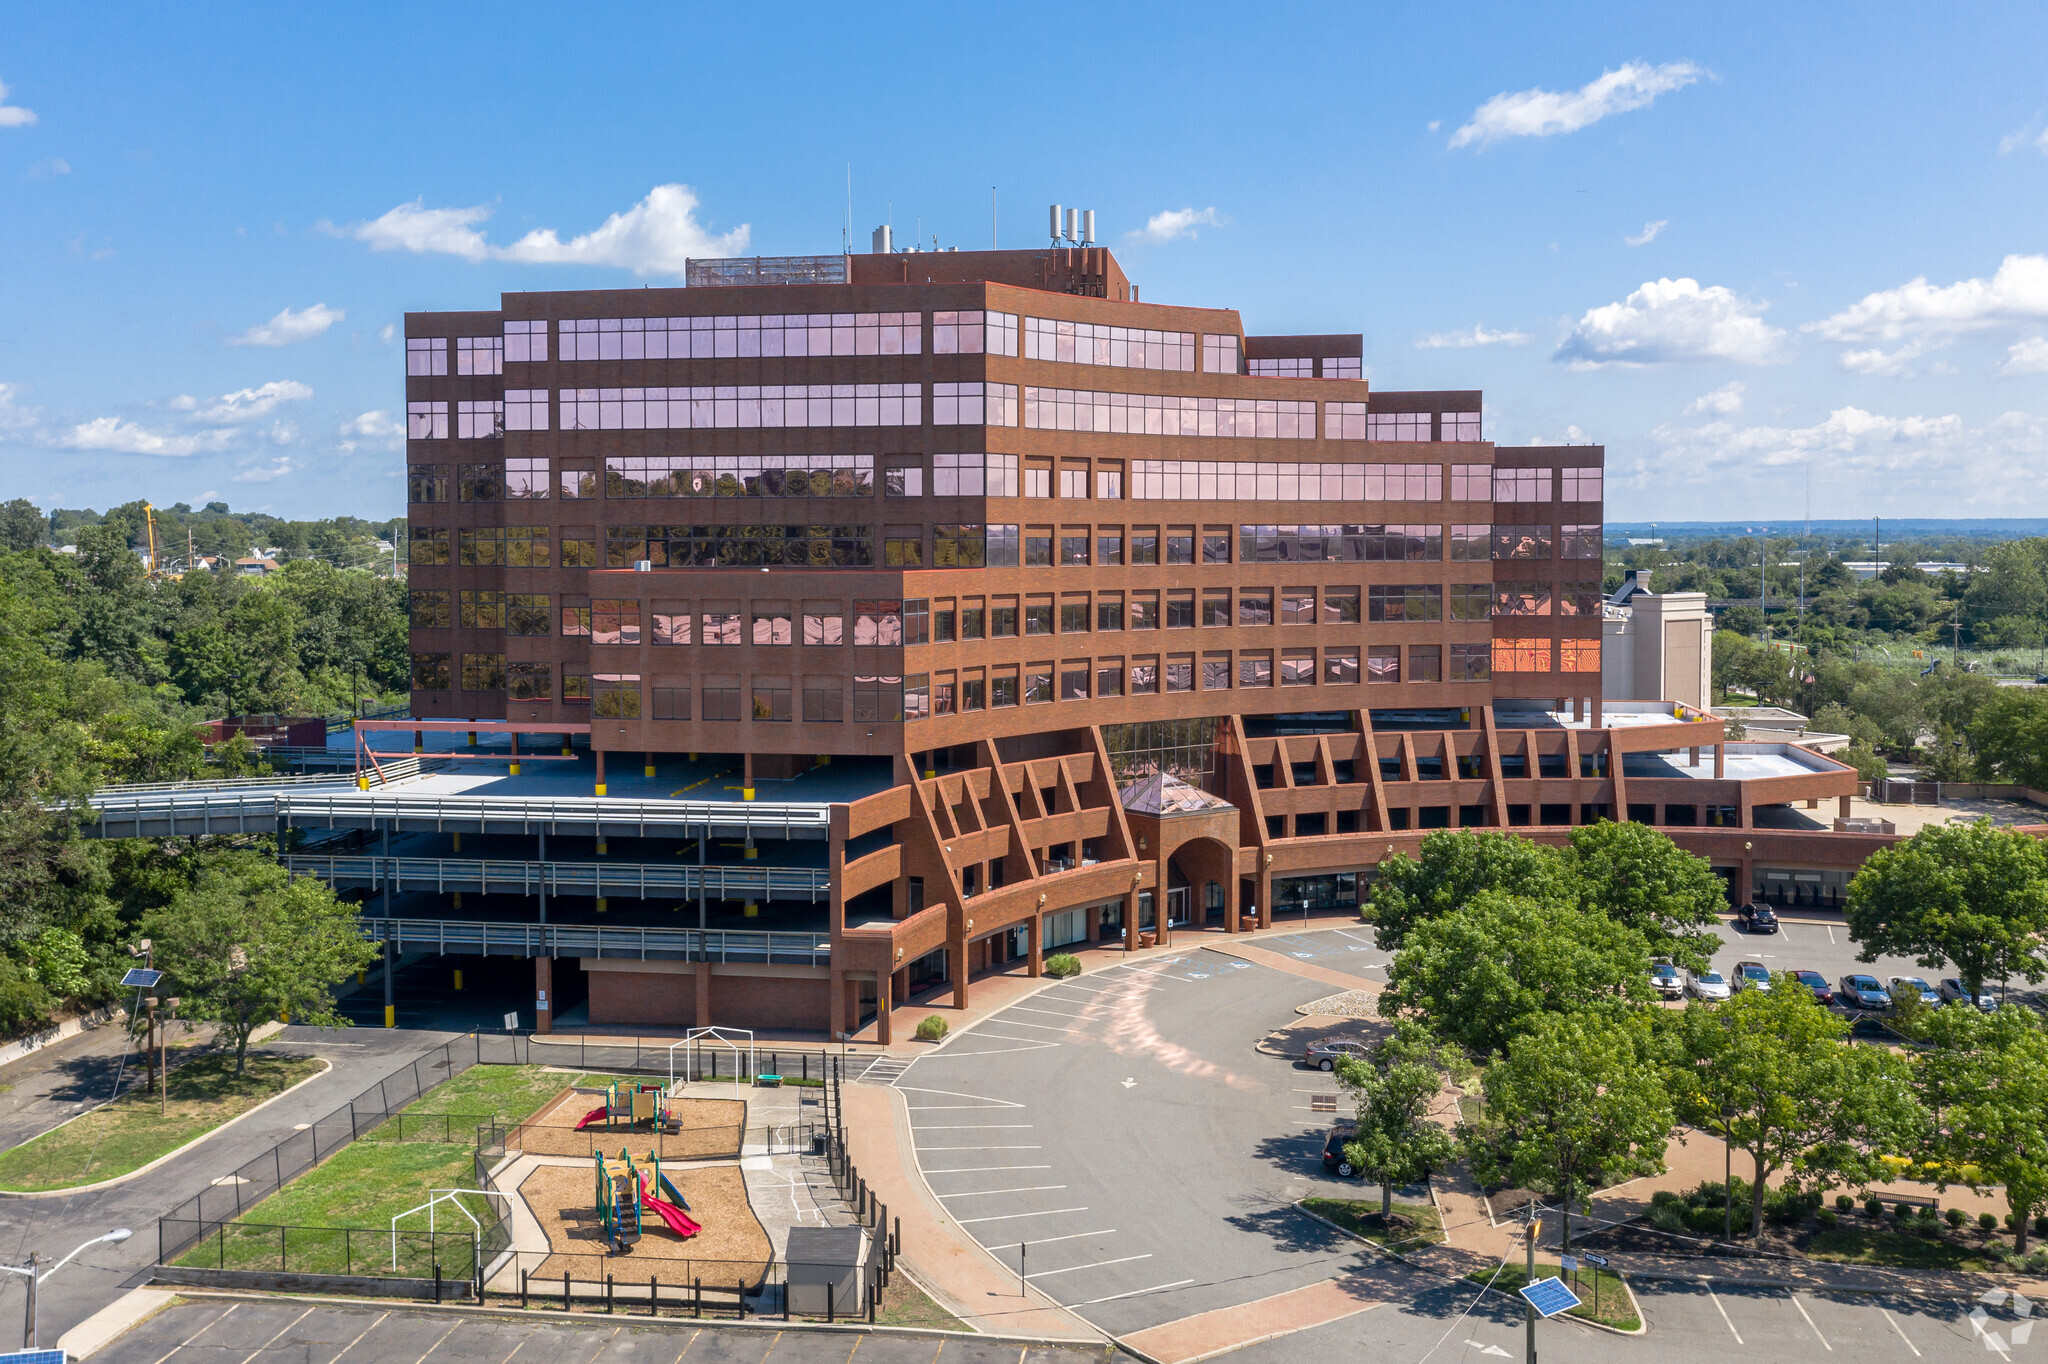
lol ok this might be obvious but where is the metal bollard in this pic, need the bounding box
[521,1269,529,1310]
[607,1274,614,1313]
[694,1276,702,1318]
[564,1271,570,1312]
[650,1275,658,1316]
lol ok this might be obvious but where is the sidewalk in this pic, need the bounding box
[838,1082,1099,1341]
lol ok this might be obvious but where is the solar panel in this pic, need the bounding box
[121,968,163,989]
[0,1348,72,1364]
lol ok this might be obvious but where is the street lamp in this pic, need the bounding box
[2,1228,133,1347]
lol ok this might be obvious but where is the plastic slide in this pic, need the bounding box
[574,1104,608,1131]
[658,1170,690,1209]
[643,1192,701,1238]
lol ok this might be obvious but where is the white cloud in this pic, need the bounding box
[231,457,299,484]
[1686,381,1746,416]
[1449,61,1702,149]
[1524,425,1591,446]
[378,323,396,344]
[0,383,43,432]
[1125,207,1222,245]
[1808,254,2048,343]
[1646,405,2048,511]
[1426,119,1442,132]
[184,380,313,425]
[1415,324,1531,349]
[349,183,748,276]
[27,157,69,178]
[1556,277,1786,368]
[227,303,345,347]
[1626,219,1667,246]
[58,417,228,458]
[354,199,493,260]
[0,78,35,128]
[336,410,403,455]
[2002,336,2048,375]
[1998,118,2048,155]
[1839,342,1939,377]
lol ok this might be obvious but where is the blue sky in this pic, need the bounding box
[5,3,2048,523]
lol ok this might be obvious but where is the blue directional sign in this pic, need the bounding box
[1519,1276,1582,1318]
[121,967,162,989]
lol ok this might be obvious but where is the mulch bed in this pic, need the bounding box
[516,1162,771,1287]
[508,1089,745,1160]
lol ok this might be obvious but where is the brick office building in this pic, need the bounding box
[394,244,1862,1040]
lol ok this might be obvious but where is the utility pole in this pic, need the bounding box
[23,1251,38,1348]
[1524,1205,1540,1364]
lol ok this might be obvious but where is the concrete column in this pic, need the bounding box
[595,749,608,797]
[535,956,553,1035]
[1027,913,1043,978]
[877,985,893,1046]
[509,732,520,777]
[949,930,969,1009]
[743,751,755,801]
[829,968,845,1040]
[1838,794,1853,820]
[1714,743,1725,779]
[696,959,712,1028]
[645,751,656,780]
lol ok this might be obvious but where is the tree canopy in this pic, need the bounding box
[1565,820,1727,973]
[1845,822,2048,998]
[1364,829,1570,952]
[1910,1004,2048,1255]
[1335,1023,1460,1216]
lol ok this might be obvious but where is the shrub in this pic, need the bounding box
[2036,1214,2048,1236]
[914,1015,948,1042]
[1766,1186,1821,1226]
[1044,953,1081,979]
[1835,1194,1855,1213]
[1650,1189,1683,1211]
[2007,1213,2020,1230]
[2028,1249,2048,1275]
[1687,1204,1730,1237]
[1646,1202,1689,1234]
[1895,1200,1917,1220]
[1865,1195,1887,1218]
[1817,1209,1839,1228]
[1980,1212,2000,1232]
[1946,1208,1967,1229]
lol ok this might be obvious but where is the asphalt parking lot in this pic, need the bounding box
[894,949,1378,1337]
[95,1297,1113,1364]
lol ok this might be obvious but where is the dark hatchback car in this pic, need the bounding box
[1792,970,1835,1006]
[1736,903,1779,933]
[1322,1123,1360,1176]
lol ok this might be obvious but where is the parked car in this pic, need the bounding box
[1792,970,1835,1006]
[1889,976,1941,1007]
[1735,903,1779,934]
[1305,1037,1370,1071]
[1733,961,1773,993]
[1688,969,1732,1002]
[1650,963,1685,999]
[1322,1122,1360,1176]
[1938,978,1998,1012]
[1838,974,1892,1010]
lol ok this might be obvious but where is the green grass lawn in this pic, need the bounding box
[871,1271,968,1330]
[0,1054,322,1193]
[1474,1263,1639,1331]
[363,1066,651,1143]
[1301,1196,1445,1252]
[180,1141,490,1278]
[1805,1225,2002,1273]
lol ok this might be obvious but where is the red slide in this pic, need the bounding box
[643,1193,701,1239]
[573,1104,608,1131]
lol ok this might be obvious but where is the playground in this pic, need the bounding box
[509,1085,745,1159]
[515,1159,769,1282]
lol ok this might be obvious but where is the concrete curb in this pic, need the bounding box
[146,1287,1117,1347]
[57,1285,179,1359]
[0,1056,334,1198]
[0,1003,126,1071]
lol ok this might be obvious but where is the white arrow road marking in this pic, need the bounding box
[1462,1342,1509,1358]
[1121,1077,1136,1088]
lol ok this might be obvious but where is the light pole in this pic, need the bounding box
[3,1228,132,1347]
[145,996,181,1115]
[1722,1104,1737,1241]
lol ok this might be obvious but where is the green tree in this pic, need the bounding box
[1378,891,1653,1059]
[1334,1023,1460,1216]
[1971,689,2048,790]
[0,499,45,553]
[1464,1011,1673,1250]
[144,851,378,1072]
[1911,1004,2048,1255]
[1668,980,1924,1237]
[1567,821,1727,972]
[1845,823,2048,999]
[1364,830,1568,952]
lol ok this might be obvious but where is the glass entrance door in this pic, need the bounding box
[1166,886,1191,926]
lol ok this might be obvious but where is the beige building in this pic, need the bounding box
[1603,569,1711,711]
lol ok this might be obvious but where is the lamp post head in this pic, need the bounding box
[103,1228,133,1244]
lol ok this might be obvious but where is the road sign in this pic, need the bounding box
[1519,1276,1582,1318]
[121,967,162,988]
[1581,1252,1609,1267]
[1558,1255,1578,1272]
[503,1012,519,1031]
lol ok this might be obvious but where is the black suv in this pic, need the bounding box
[1736,902,1779,933]
[1322,1123,1359,1177]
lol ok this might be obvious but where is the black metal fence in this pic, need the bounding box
[153,1034,900,1311]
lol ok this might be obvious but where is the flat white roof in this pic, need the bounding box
[1623,743,1843,782]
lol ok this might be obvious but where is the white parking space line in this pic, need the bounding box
[1069,1278,1197,1306]
[321,1309,389,1364]
[150,1303,242,1364]
[1021,1228,1117,1246]
[1708,1287,1745,1344]
[955,1031,1061,1045]
[957,1206,1090,1225]
[1007,1005,1087,1020]
[919,1145,1043,1151]
[1880,1307,1922,1356]
[936,1184,1068,1197]
[1790,1292,1834,1350]
[1026,1253,1154,1279]
[237,1306,317,1364]
[922,1164,1054,1174]
[1333,929,1376,946]
[910,1124,1033,1130]
[988,1018,1090,1033]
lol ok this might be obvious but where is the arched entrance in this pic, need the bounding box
[1166,837,1237,932]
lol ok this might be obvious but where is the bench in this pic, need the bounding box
[1883,1192,1940,1212]
[755,1074,782,1088]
